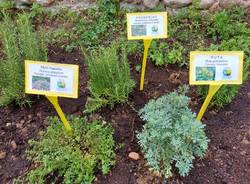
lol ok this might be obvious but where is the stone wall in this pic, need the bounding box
[125,0,249,10]
[13,0,250,11]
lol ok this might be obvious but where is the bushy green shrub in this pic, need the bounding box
[149,41,185,66]
[137,91,209,178]
[0,13,23,106]
[84,44,135,113]
[0,13,47,106]
[22,116,115,184]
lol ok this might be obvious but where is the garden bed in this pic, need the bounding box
[0,45,250,184]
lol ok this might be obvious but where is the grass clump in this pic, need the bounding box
[0,13,47,106]
[137,90,209,178]
[21,116,115,184]
[84,44,135,113]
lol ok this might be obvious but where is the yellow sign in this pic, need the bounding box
[189,51,244,121]
[25,60,79,98]
[127,12,168,91]
[127,12,168,40]
[25,60,79,133]
[190,51,244,85]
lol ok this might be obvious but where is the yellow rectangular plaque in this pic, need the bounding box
[25,60,79,98]
[127,12,168,40]
[190,51,244,85]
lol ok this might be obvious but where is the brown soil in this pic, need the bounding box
[0,46,250,184]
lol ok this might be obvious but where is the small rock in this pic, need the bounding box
[14,0,32,9]
[28,114,33,120]
[36,112,42,118]
[21,127,28,135]
[219,0,240,8]
[129,152,140,160]
[16,123,22,129]
[11,140,17,150]
[200,0,216,9]
[247,92,250,99]
[6,123,12,127]
[168,72,181,84]
[143,0,159,8]
[20,119,25,124]
[209,2,222,12]
[225,111,233,116]
[209,110,217,115]
[241,138,250,145]
[163,0,192,8]
[33,0,55,7]
[0,151,6,159]
[240,150,247,156]
[240,0,250,8]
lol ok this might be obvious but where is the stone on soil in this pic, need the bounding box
[11,140,17,150]
[247,92,250,98]
[129,152,140,160]
[0,151,6,159]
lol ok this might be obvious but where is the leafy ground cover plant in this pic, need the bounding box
[0,13,47,106]
[137,89,209,178]
[19,116,115,184]
[84,43,135,113]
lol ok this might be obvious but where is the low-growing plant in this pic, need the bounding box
[0,13,47,106]
[84,43,135,113]
[137,90,209,178]
[149,41,185,66]
[20,116,115,184]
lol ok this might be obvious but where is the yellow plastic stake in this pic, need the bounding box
[197,85,222,121]
[140,39,152,91]
[46,96,73,133]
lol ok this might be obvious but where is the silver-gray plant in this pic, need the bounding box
[137,91,209,178]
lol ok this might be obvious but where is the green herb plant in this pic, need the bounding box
[84,43,135,113]
[20,116,115,184]
[0,13,47,106]
[137,89,209,178]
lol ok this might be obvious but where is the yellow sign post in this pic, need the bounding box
[189,51,244,121]
[25,60,79,133]
[127,12,168,91]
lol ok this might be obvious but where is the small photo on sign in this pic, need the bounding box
[222,67,232,79]
[131,25,147,36]
[127,12,167,40]
[195,67,216,81]
[57,79,67,91]
[32,76,51,91]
